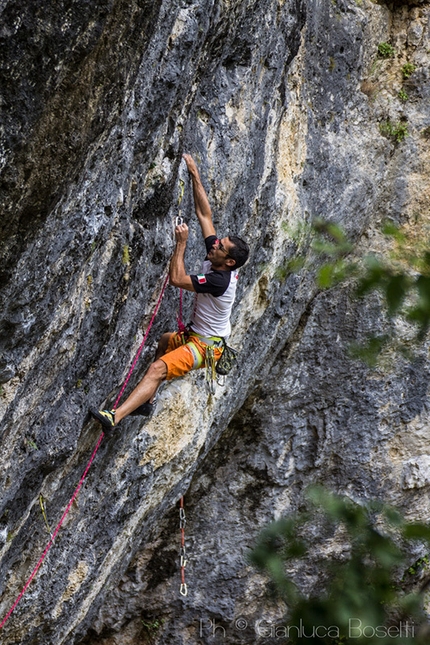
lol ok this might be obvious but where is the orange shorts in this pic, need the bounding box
[160,331,223,381]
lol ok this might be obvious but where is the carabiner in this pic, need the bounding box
[175,215,184,226]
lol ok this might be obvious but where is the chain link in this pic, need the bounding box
[179,497,188,596]
[205,346,216,394]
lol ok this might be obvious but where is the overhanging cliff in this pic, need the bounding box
[1,0,430,643]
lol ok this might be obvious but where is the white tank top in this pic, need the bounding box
[190,259,239,338]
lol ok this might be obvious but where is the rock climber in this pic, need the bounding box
[90,154,249,429]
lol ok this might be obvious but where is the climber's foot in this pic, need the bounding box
[90,408,116,430]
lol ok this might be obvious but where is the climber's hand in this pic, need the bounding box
[175,222,189,244]
[182,154,198,176]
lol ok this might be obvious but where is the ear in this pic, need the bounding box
[225,257,236,268]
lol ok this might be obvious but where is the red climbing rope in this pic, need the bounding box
[113,273,170,409]
[0,431,104,630]
[0,272,170,630]
[177,288,187,333]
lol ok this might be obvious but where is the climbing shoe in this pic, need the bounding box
[90,408,116,429]
[129,394,158,417]
[129,402,154,417]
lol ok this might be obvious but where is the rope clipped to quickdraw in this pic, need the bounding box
[173,211,188,335]
[179,496,188,597]
[175,174,188,334]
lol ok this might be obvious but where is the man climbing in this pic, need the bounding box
[90,154,249,429]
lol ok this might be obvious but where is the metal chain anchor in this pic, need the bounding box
[205,346,216,395]
[179,496,188,596]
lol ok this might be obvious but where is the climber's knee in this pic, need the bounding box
[147,359,168,382]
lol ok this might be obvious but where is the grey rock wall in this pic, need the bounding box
[0,0,429,643]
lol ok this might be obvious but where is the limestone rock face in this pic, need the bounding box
[0,0,429,643]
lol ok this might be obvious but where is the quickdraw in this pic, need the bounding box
[205,346,216,395]
[38,494,53,540]
[179,497,188,597]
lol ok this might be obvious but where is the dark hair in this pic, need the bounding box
[228,236,250,269]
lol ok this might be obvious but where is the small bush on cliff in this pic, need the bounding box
[377,42,396,59]
[250,487,430,644]
[379,120,408,142]
[402,63,416,79]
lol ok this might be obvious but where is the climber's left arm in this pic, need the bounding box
[169,223,196,292]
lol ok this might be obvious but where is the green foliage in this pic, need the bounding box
[280,219,430,362]
[250,487,429,644]
[275,257,306,282]
[406,554,430,577]
[140,616,163,643]
[275,220,313,282]
[398,89,408,102]
[307,219,356,288]
[402,63,416,79]
[379,120,408,143]
[377,42,396,59]
[321,220,430,342]
[355,256,411,316]
[348,335,390,368]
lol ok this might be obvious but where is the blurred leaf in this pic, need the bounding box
[317,262,337,288]
[416,275,430,305]
[348,335,390,367]
[275,257,306,282]
[317,260,356,289]
[312,239,343,256]
[403,523,430,542]
[407,276,430,335]
[355,257,388,297]
[251,487,430,644]
[383,506,404,527]
[382,221,406,242]
[385,273,410,315]
[423,251,430,269]
[364,529,403,567]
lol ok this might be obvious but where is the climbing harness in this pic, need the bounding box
[215,340,237,377]
[179,497,188,597]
